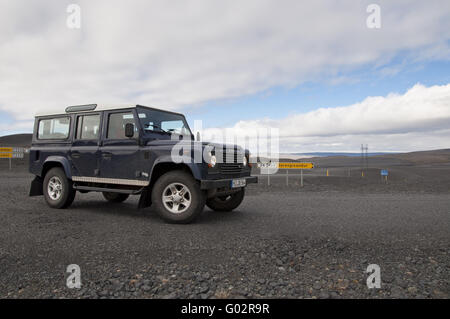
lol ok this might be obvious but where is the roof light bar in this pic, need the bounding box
[65,104,97,113]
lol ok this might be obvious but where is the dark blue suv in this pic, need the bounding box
[29,104,257,223]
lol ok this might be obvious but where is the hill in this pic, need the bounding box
[0,134,32,147]
[381,148,450,164]
[0,133,448,165]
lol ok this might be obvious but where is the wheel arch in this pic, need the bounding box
[41,156,72,179]
[138,160,200,209]
[149,161,199,187]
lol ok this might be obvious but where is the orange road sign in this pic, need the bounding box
[0,147,13,153]
[0,153,12,158]
[278,162,314,169]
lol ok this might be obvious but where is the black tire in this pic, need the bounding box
[43,167,76,209]
[151,171,206,224]
[102,192,129,203]
[206,189,245,212]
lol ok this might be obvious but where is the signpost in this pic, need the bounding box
[259,160,278,186]
[380,169,388,184]
[0,153,13,158]
[0,147,13,170]
[278,163,314,169]
[278,162,314,187]
[0,147,24,170]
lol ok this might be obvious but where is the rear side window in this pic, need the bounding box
[76,114,101,140]
[38,117,70,140]
[107,112,137,139]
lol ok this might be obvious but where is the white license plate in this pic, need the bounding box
[231,178,246,188]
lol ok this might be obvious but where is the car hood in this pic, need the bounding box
[145,139,245,152]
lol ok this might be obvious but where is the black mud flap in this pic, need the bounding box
[29,176,43,196]
[138,188,152,209]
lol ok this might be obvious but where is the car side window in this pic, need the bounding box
[38,117,70,140]
[107,112,137,139]
[76,114,101,140]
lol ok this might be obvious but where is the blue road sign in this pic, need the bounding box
[380,169,388,176]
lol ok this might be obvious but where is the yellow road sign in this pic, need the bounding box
[0,153,12,158]
[278,162,314,169]
[0,147,13,152]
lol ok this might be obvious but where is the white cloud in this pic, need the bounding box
[1,1,449,151]
[202,84,450,152]
[0,0,449,124]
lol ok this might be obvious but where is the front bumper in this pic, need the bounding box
[200,176,258,190]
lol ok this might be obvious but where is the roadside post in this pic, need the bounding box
[13,147,25,160]
[278,162,314,187]
[259,160,277,187]
[380,169,388,184]
[0,147,13,170]
[301,169,303,187]
[0,147,24,170]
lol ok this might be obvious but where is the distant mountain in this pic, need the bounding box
[263,149,450,165]
[0,134,32,147]
[289,152,393,157]
[383,148,450,164]
[0,133,448,164]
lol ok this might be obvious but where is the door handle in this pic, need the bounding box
[102,152,113,158]
[71,152,81,159]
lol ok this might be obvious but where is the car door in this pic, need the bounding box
[99,110,142,182]
[70,113,102,177]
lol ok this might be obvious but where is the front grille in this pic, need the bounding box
[218,148,244,175]
[220,163,243,174]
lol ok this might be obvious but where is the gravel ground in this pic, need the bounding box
[0,165,449,299]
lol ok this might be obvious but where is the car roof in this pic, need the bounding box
[35,104,184,117]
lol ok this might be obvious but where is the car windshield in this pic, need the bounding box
[137,107,192,138]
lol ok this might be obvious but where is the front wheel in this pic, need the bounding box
[43,167,76,209]
[206,189,245,212]
[151,171,206,224]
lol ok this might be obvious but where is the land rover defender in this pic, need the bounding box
[29,104,257,223]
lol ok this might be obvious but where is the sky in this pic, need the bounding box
[0,0,449,152]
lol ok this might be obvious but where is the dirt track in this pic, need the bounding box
[0,158,449,299]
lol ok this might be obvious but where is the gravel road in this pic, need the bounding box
[0,170,449,299]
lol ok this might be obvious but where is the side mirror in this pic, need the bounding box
[196,132,201,141]
[125,123,134,138]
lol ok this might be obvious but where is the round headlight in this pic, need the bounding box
[209,155,217,167]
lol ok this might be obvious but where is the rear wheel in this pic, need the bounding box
[102,192,129,203]
[43,167,76,209]
[206,188,245,212]
[152,171,205,224]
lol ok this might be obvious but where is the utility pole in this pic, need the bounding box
[365,144,369,170]
[361,144,369,177]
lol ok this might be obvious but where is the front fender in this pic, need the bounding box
[151,155,202,180]
[42,156,72,179]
